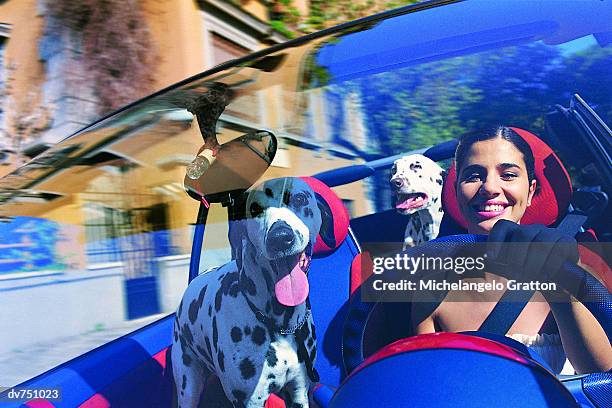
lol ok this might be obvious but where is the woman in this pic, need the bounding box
[412,126,612,374]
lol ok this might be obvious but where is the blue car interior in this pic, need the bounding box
[9,126,610,408]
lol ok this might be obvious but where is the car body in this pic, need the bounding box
[0,0,610,406]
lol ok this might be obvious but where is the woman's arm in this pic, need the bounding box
[414,313,436,335]
[546,291,612,374]
[488,220,612,373]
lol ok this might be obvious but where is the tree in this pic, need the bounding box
[546,45,612,124]
[349,41,611,157]
[322,39,611,209]
[268,0,421,37]
[357,58,481,156]
[0,61,53,166]
[45,0,156,116]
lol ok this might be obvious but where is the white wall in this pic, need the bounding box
[157,254,190,313]
[0,266,124,353]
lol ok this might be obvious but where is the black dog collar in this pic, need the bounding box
[239,282,310,335]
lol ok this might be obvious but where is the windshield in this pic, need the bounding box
[1,0,610,387]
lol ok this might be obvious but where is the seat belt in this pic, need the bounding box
[478,212,587,335]
[555,212,588,235]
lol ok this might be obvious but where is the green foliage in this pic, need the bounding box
[333,42,612,158]
[384,1,401,9]
[308,40,609,210]
[555,46,612,122]
[269,0,421,38]
[269,20,295,39]
[305,15,325,29]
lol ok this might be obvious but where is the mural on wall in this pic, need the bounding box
[0,217,73,273]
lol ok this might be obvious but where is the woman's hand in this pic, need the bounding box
[488,220,612,373]
[486,219,579,288]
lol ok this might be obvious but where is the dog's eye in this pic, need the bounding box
[249,202,264,217]
[410,163,422,171]
[282,191,291,206]
[391,164,397,173]
[290,192,308,208]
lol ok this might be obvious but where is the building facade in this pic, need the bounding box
[0,2,375,362]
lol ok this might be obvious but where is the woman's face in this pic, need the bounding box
[457,138,536,234]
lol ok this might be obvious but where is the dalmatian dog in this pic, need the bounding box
[390,154,445,248]
[172,177,320,408]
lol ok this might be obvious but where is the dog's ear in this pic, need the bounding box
[229,191,249,221]
[229,219,246,267]
[437,169,446,186]
[315,192,337,250]
[235,235,249,272]
[228,191,249,265]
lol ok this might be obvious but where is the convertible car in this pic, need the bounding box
[0,0,610,407]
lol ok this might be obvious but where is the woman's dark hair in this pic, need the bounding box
[455,126,536,185]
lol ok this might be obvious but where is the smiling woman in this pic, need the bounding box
[455,126,537,235]
[413,126,612,375]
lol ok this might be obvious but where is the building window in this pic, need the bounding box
[211,32,249,67]
[0,24,12,148]
[202,12,259,69]
[202,12,263,126]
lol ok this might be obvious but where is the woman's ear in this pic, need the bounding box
[527,178,537,206]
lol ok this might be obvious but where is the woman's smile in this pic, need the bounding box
[472,200,510,219]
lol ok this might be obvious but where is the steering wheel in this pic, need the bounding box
[342,233,612,374]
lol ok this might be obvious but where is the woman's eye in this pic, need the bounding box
[501,172,518,180]
[463,173,481,182]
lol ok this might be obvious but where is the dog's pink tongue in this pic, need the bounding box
[397,195,426,210]
[275,263,309,306]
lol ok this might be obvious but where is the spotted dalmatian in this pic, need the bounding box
[390,154,445,248]
[172,177,320,408]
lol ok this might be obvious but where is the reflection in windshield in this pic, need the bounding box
[0,0,610,389]
[184,130,277,203]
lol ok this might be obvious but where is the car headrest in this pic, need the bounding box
[300,176,350,257]
[442,127,572,229]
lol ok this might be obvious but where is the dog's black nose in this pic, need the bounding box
[392,178,403,188]
[267,221,295,252]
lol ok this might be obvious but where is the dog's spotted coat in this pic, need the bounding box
[173,178,320,408]
[390,154,445,248]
